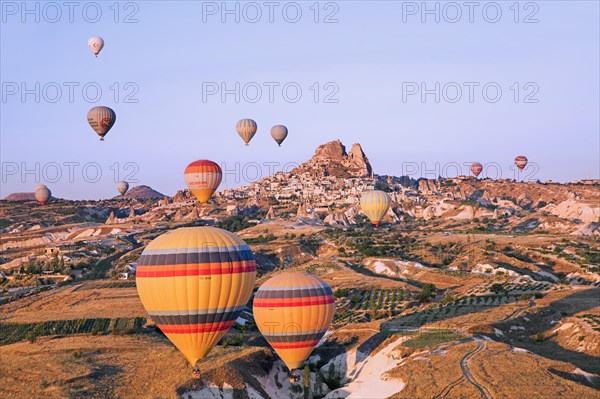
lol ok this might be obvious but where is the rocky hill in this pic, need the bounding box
[292,140,373,178]
[122,185,165,199]
[3,193,38,201]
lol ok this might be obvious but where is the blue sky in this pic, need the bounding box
[1,1,599,199]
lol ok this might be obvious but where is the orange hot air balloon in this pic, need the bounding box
[360,190,391,227]
[514,156,528,171]
[184,160,222,204]
[470,162,483,178]
[136,227,257,369]
[253,272,334,375]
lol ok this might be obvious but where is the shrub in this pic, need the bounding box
[535,333,545,342]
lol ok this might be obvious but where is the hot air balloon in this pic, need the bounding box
[514,156,528,171]
[470,162,483,178]
[88,36,104,57]
[136,227,257,372]
[116,181,129,196]
[270,125,288,146]
[87,106,116,141]
[35,185,51,205]
[253,272,334,380]
[236,119,257,146]
[360,190,391,227]
[184,160,222,205]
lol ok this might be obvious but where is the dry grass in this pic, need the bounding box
[0,282,148,323]
[0,334,190,399]
[388,340,599,399]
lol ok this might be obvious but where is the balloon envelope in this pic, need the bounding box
[470,162,483,178]
[35,186,51,205]
[270,125,288,146]
[514,156,528,171]
[184,160,222,204]
[88,36,104,56]
[136,227,257,366]
[87,106,116,141]
[236,119,257,146]
[116,181,129,196]
[253,272,334,371]
[360,190,392,227]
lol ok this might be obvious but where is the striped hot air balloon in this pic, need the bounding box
[253,273,334,374]
[360,190,392,227]
[87,106,116,141]
[236,119,257,146]
[514,156,528,171]
[270,125,288,146]
[470,162,483,178]
[184,160,222,204]
[136,227,256,368]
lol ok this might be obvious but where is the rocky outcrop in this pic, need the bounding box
[105,211,117,224]
[265,206,276,220]
[173,189,193,203]
[418,179,440,194]
[291,140,372,178]
[324,210,350,226]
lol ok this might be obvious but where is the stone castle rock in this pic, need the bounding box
[292,140,373,178]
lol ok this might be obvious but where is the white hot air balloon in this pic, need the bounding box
[88,36,104,57]
[116,181,129,196]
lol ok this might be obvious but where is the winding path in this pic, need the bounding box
[434,339,494,399]
[461,339,494,399]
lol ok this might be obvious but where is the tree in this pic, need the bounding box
[417,283,436,303]
[490,283,506,295]
[303,364,311,399]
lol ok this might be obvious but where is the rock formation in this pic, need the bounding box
[292,140,373,178]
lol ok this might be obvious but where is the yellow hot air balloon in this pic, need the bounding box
[136,227,257,369]
[87,106,116,141]
[253,272,334,376]
[360,190,391,227]
[184,160,222,205]
[236,119,257,146]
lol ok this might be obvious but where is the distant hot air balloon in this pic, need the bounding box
[35,185,51,205]
[514,156,528,171]
[88,36,104,57]
[184,160,222,205]
[360,190,391,227]
[253,272,334,379]
[270,125,288,146]
[236,119,257,146]
[87,106,116,141]
[116,181,129,196]
[136,227,257,371]
[470,162,483,178]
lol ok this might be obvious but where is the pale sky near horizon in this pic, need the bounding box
[1,1,599,199]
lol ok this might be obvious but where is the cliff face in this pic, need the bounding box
[292,140,373,178]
